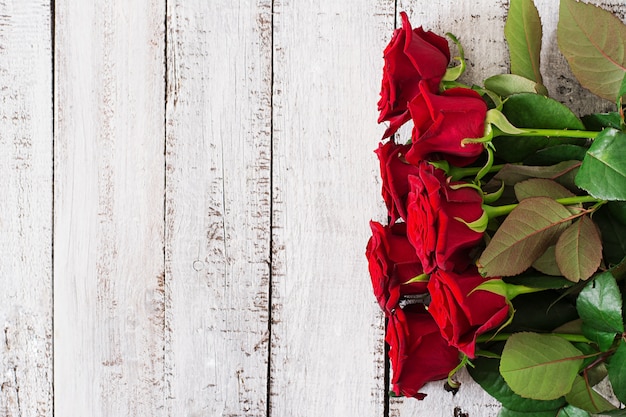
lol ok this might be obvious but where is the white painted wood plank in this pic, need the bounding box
[164,1,272,416]
[53,1,166,415]
[0,1,53,416]
[270,1,393,415]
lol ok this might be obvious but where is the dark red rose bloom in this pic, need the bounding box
[405,162,485,273]
[366,221,427,315]
[427,267,510,358]
[378,12,450,139]
[405,81,487,167]
[375,141,422,223]
[387,305,461,399]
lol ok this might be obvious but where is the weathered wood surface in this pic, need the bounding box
[54,0,166,415]
[0,1,53,416]
[270,0,391,415]
[165,1,272,415]
[0,1,624,416]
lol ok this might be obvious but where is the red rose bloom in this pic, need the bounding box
[405,81,487,167]
[375,141,422,223]
[366,221,427,315]
[427,267,510,358]
[378,12,450,139]
[387,305,461,399]
[406,162,485,273]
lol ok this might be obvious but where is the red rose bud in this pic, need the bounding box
[405,82,487,167]
[387,306,461,399]
[375,141,420,223]
[378,12,450,138]
[427,267,510,358]
[366,221,428,315]
[406,162,485,273]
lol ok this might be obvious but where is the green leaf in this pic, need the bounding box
[557,405,591,417]
[565,375,616,414]
[485,74,548,97]
[575,128,626,200]
[524,145,588,166]
[555,216,603,282]
[494,160,581,190]
[594,205,626,266]
[442,32,466,82]
[608,340,626,404]
[558,0,626,101]
[617,73,626,120]
[504,272,574,291]
[478,197,574,277]
[494,94,585,162]
[515,178,576,202]
[505,0,544,85]
[618,72,626,111]
[469,355,567,412]
[571,341,605,372]
[585,362,608,387]
[507,291,578,333]
[581,112,622,131]
[558,405,591,417]
[552,319,583,335]
[500,332,584,400]
[532,246,563,276]
[576,271,624,351]
[499,408,561,417]
[607,201,626,225]
[602,409,626,416]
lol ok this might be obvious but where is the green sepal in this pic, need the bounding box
[442,32,466,82]
[428,159,450,174]
[455,210,489,233]
[487,108,526,135]
[483,180,506,204]
[471,278,544,301]
[402,273,430,285]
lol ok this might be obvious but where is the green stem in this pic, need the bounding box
[447,354,470,389]
[483,195,604,218]
[449,163,507,181]
[476,333,593,344]
[496,127,599,140]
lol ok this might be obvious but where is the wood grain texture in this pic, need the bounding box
[164,1,272,416]
[270,1,393,415]
[53,1,166,416]
[0,1,53,416]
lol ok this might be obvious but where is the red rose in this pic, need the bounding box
[387,305,461,399]
[406,162,485,273]
[427,267,510,358]
[378,12,450,139]
[375,141,421,223]
[405,82,487,167]
[366,221,427,315]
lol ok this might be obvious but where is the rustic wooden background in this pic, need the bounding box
[1,1,623,416]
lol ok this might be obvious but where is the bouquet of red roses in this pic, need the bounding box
[366,1,626,415]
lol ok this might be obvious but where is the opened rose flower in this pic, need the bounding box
[427,267,510,358]
[378,12,450,139]
[366,221,427,315]
[405,161,485,274]
[386,305,461,399]
[404,82,487,167]
[375,141,420,223]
